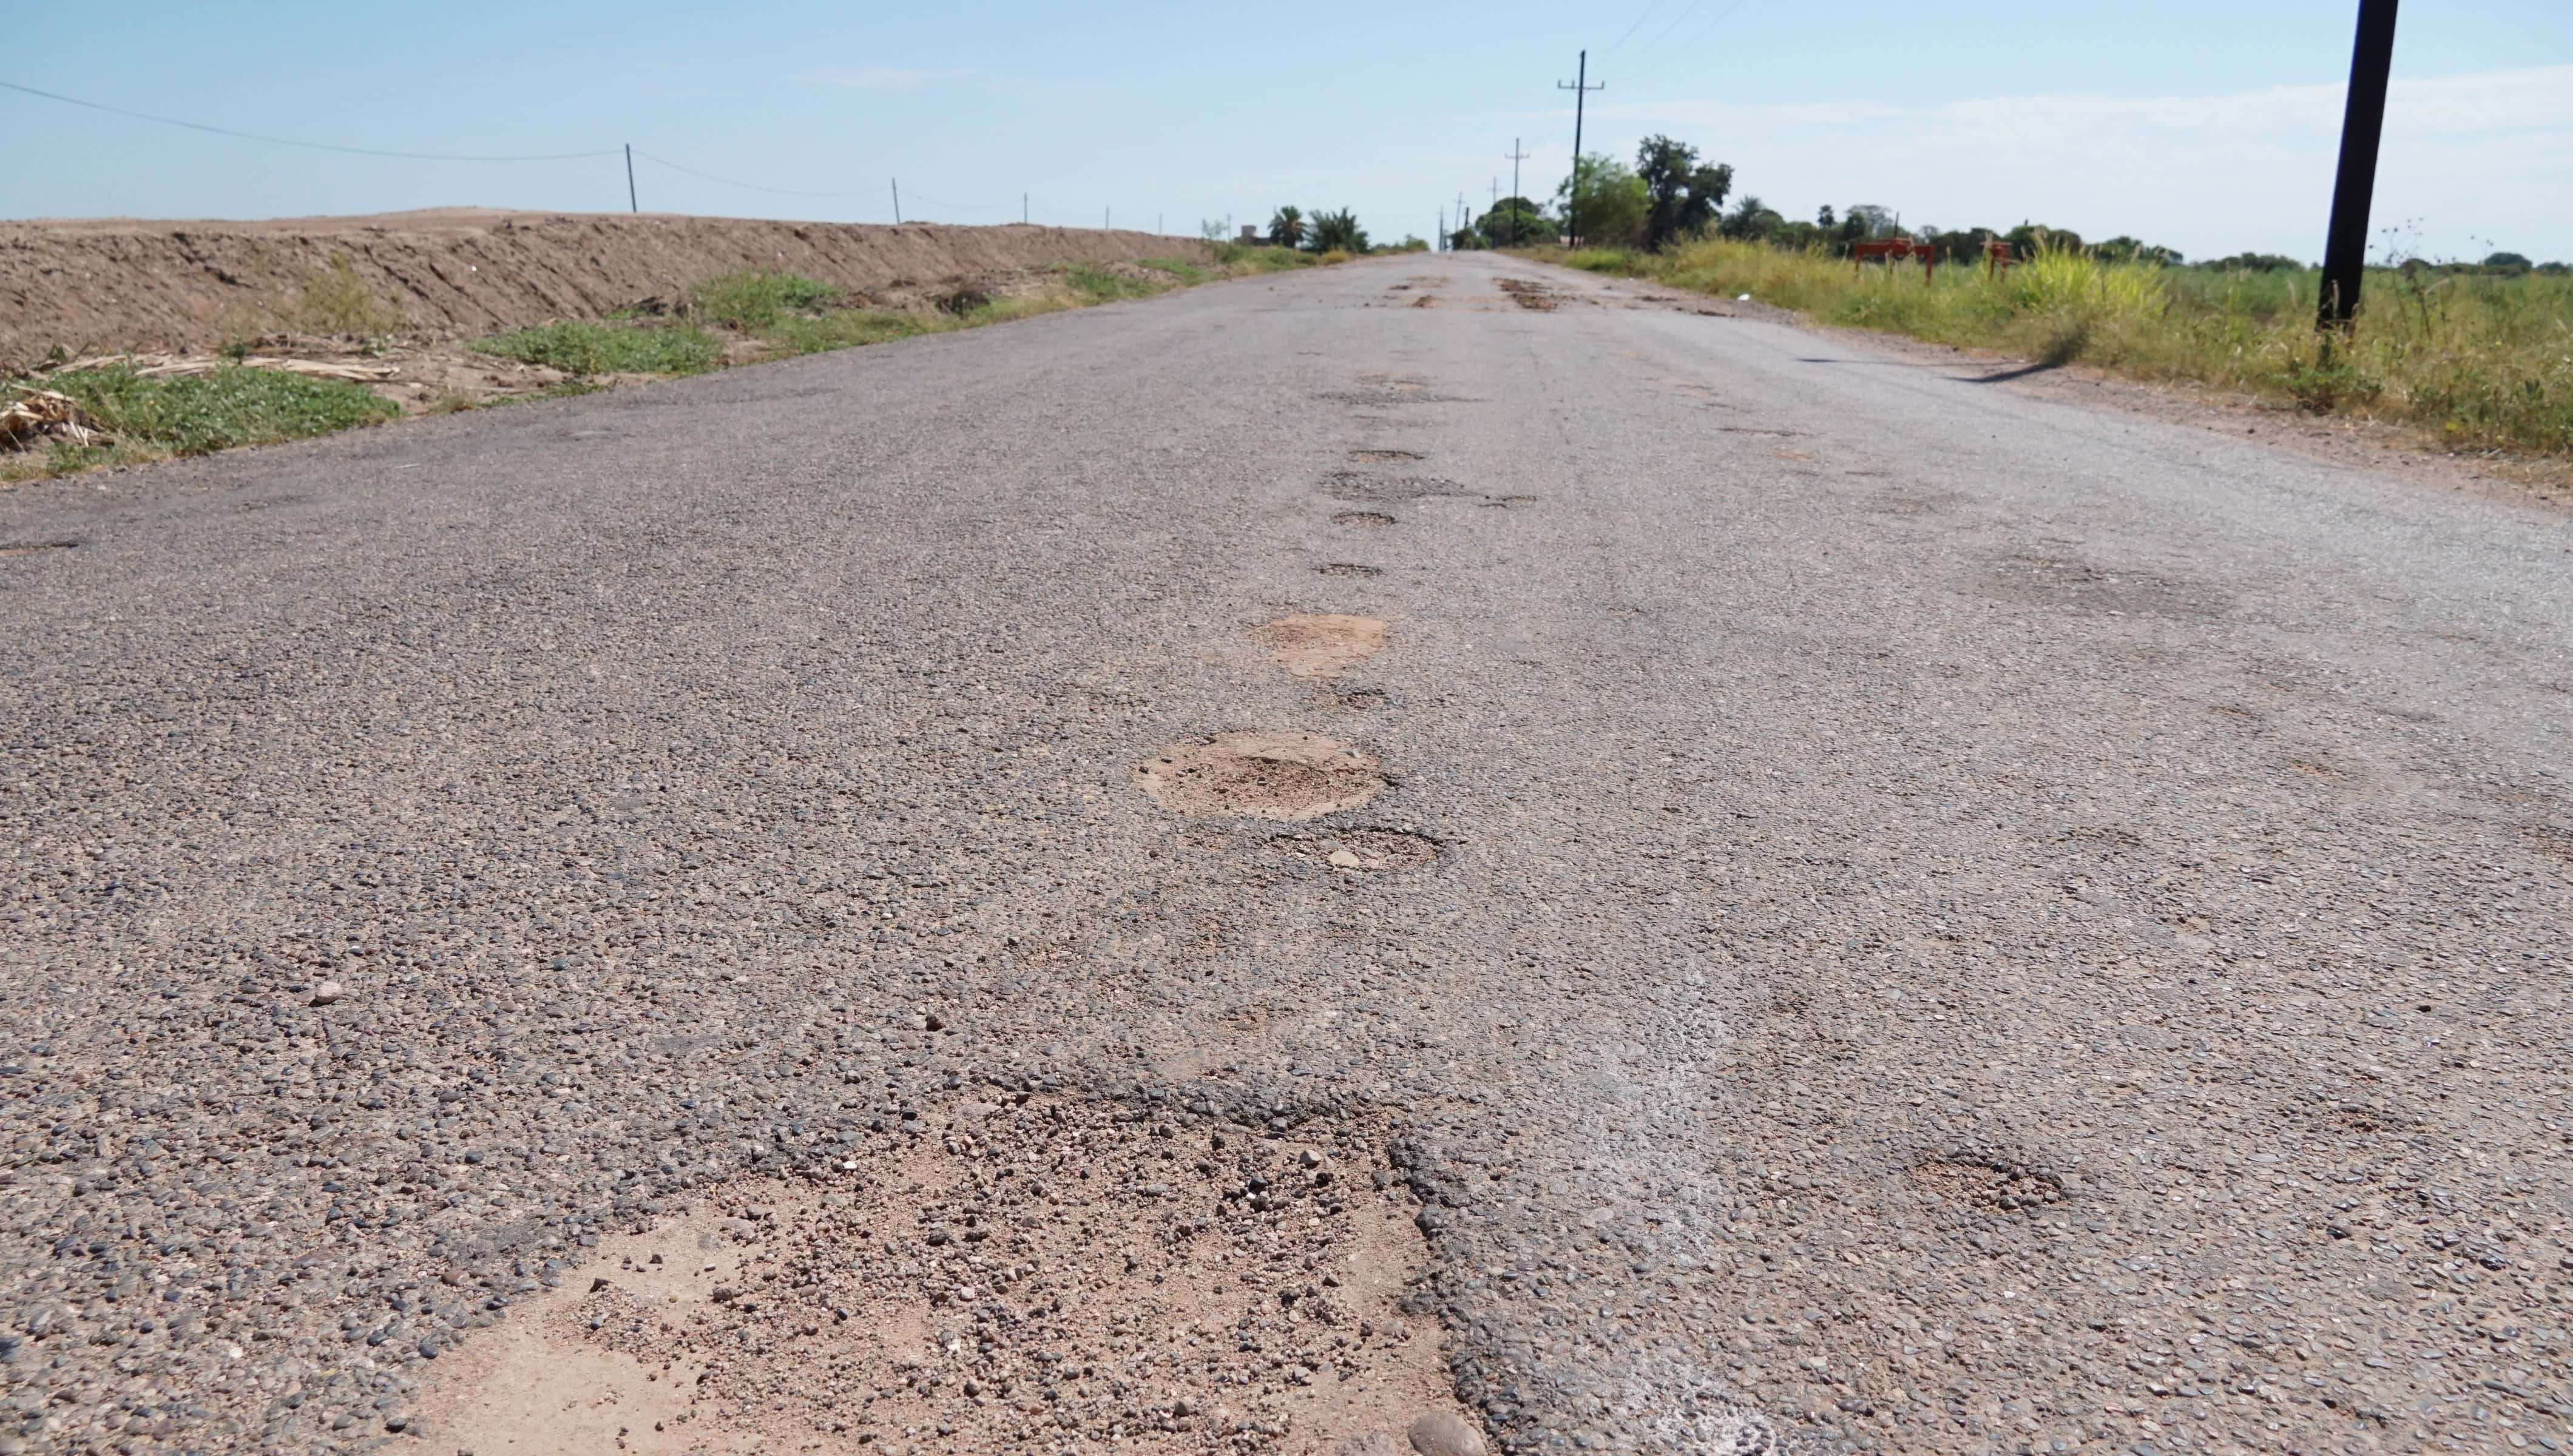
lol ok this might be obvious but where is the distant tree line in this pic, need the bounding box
[1432,133,2565,274]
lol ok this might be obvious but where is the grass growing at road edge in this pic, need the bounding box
[469,322,725,377]
[1533,238,2573,459]
[689,270,842,331]
[3,365,402,483]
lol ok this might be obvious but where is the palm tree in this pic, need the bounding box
[1306,208,1368,254]
[1268,206,1305,250]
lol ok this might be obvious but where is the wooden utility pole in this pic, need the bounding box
[1557,52,1603,247]
[1504,139,1531,246]
[2319,0,2400,330]
[624,144,637,214]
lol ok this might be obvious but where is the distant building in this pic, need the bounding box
[1240,225,1262,243]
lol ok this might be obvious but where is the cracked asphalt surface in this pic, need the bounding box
[4,249,2571,1456]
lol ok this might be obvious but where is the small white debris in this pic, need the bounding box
[311,980,346,1006]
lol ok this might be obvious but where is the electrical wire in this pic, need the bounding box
[1597,0,1668,62]
[0,78,619,162]
[1621,0,1760,87]
[628,150,873,198]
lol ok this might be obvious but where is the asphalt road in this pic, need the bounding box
[3,251,2569,1456]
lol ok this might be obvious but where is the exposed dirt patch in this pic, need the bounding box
[1348,451,1421,463]
[1134,733,1385,821]
[418,1099,1471,1456]
[1317,564,1382,579]
[1910,1156,2068,1215]
[1494,278,1559,312]
[1332,512,1396,528]
[1986,550,2230,621]
[1249,614,1388,680]
[1277,830,1441,874]
[2298,1102,2413,1136]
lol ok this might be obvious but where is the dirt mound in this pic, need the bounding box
[419,1097,1472,1455]
[0,209,1208,368]
[1249,614,1387,679]
[1134,732,1385,820]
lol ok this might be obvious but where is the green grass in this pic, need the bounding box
[689,269,841,331]
[468,321,725,377]
[1540,238,2573,458]
[3,365,401,482]
[1061,263,1175,305]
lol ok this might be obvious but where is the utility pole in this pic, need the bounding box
[1455,190,1470,246]
[1438,206,1446,251]
[2320,0,2400,331]
[1505,138,1531,246]
[891,178,902,224]
[1557,52,1604,247]
[623,143,637,214]
[1023,193,1028,225]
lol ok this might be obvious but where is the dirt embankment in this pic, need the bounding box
[0,209,1211,369]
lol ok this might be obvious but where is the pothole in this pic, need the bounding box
[1910,1156,2068,1215]
[1348,451,1422,463]
[1279,829,1440,874]
[0,539,78,556]
[1134,731,1385,820]
[419,1099,1474,1456]
[1325,474,1468,504]
[1322,686,1387,713]
[1333,511,1396,528]
[1317,563,1382,578]
[1494,278,1560,311]
[1249,613,1387,679]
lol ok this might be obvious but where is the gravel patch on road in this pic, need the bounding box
[422,1098,1467,1455]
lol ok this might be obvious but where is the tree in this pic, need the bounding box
[2482,251,2533,272]
[1306,208,1368,254]
[1554,153,1646,248]
[1634,135,1734,250]
[1477,196,1549,249]
[2007,221,2083,258]
[2095,235,2183,265]
[1268,206,1305,250]
[1816,204,1836,229]
[1717,194,1785,241]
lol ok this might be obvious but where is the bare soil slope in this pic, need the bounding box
[0,208,1208,368]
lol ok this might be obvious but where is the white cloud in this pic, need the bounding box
[800,66,973,90]
[1584,66,2573,261]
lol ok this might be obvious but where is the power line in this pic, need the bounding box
[630,149,872,198]
[1622,0,1760,87]
[1598,0,1669,61]
[0,77,618,162]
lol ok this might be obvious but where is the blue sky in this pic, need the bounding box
[8,0,2569,262]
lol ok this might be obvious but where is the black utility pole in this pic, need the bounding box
[624,144,637,214]
[2319,0,2399,331]
[1557,52,1603,247]
[1505,138,1531,246]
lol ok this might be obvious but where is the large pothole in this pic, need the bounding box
[1249,615,1386,680]
[419,1100,1473,1455]
[1134,732,1385,820]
